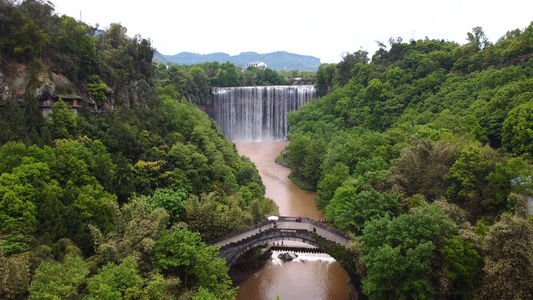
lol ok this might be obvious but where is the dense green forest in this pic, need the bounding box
[0,1,278,299]
[284,24,533,298]
[2,0,533,299]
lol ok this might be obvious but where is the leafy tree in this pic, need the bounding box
[46,99,77,139]
[316,63,335,96]
[0,141,28,174]
[211,62,242,87]
[153,228,237,299]
[440,235,482,298]
[247,196,279,224]
[444,145,487,203]
[0,251,31,299]
[111,153,136,203]
[467,26,490,51]
[0,99,26,144]
[29,254,89,300]
[386,139,457,200]
[144,188,187,224]
[502,100,533,155]
[317,162,350,202]
[90,200,168,274]
[87,75,108,106]
[86,256,144,300]
[184,193,251,241]
[359,205,455,299]
[333,50,369,87]
[37,181,69,243]
[0,174,38,255]
[326,182,402,234]
[474,214,533,299]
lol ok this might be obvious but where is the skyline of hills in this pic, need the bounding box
[153,50,322,71]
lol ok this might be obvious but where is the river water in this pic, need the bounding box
[234,141,353,300]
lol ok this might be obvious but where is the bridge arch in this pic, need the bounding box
[218,228,324,266]
[209,217,353,267]
[209,216,362,297]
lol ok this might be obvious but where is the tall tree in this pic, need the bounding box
[359,205,455,299]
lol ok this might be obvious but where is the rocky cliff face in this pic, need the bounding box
[1,63,50,102]
[0,61,153,111]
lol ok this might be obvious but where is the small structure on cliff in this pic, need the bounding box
[1,93,99,119]
[39,94,83,118]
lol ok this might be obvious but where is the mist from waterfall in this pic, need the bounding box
[208,85,316,141]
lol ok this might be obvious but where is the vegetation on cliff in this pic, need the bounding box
[0,1,278,299]
[285,23,533,298]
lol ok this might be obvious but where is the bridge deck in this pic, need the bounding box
[211,217,350,249]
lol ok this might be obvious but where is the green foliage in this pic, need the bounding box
[29,254,89,300]
[0,2,274,299]
[326,182,402,234]
[386,138,457,200]
[86,256,144,300]
[317,162,350,202]
[0,99,27,144]
[475,214,533,299]
[0,252,32,299]
[86,75,108,106]
[46,99,77,139]
[153,228,237,299]
[440,235,481,297]
[0,173,38,255]
[0,141,28,174]
[89,200,168,274]
[502,100,533,155]
[359,205,455,299]
[211,62,242,87]
[0,139,118,254]
[184,193,253,241]
[144,188,187,224]
[3,1,533,298]
[243,66,287,85]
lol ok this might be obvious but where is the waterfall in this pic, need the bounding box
[208,85,316,141]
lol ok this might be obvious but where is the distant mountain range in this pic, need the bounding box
[153,51,322,71]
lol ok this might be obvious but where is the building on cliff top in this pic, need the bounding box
[246,62,267,70]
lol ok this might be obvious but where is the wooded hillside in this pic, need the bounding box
[0,1,277,299]
[285,23,533,299]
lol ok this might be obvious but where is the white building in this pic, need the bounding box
[246,61,267,70]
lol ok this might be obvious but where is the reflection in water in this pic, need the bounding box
[234,142,353,300]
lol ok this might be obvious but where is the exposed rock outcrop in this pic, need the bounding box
[278,252,298,262]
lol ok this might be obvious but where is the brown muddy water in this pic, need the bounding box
[234,141,353,300]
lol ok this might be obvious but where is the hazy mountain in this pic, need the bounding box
[153,51,322,71]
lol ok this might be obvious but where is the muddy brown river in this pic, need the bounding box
[234,141,353,300]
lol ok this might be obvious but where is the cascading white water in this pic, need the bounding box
[209,85,316,141]
[270,250,335,265]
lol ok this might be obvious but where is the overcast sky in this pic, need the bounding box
[50,0,533,64]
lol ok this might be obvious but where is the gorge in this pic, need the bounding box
[203,85,354,299]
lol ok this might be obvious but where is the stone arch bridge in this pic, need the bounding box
[209,216,363,299]
[208,216,351,267]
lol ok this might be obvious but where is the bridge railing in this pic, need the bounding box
[220,228,311,249]
[207,220,270,246]
[208,216,351,248]
[307,218,351,243]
